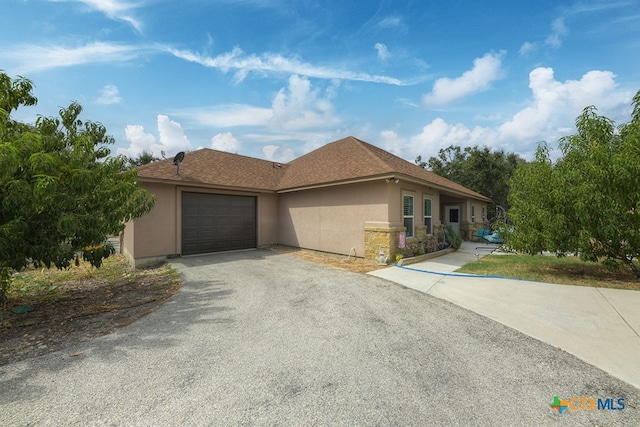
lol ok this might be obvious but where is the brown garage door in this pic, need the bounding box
[182,192,256,255]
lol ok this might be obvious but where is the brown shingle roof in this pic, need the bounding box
[135,136,490,201]
[278,136,490,200]
[136,148,285,191]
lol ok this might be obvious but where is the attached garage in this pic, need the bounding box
[123,139,490,267]
[182,192,257,255]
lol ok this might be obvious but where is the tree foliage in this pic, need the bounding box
[506,90,640,278]
[0,72,156,298]
[127,150,159,168]
[416,145,525,219]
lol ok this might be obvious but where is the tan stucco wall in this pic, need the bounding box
[257,192,279,246]
[386,182,442,237]
[277,181,389,257]
[123,183,279,265]
[123,178,490,266]
[461,199,489,240]
[126,183,178,261]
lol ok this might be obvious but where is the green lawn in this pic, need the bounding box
[456,254,640,291]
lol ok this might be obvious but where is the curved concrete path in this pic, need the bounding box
[369,241,640,389]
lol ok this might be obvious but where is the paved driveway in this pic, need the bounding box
[2,250,638,425]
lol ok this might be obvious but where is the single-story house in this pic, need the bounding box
[123,136,491,267]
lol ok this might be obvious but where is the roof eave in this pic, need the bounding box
[394,174,492,202]
[277,174,396,193]
[138,176,277,193]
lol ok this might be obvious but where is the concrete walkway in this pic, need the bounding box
[369,241,640,390]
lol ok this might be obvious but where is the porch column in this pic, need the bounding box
[364,222,405,262]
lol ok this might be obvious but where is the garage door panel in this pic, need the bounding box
[182,193,256,255]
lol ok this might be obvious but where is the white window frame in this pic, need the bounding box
[471,205,476,223]
[423,197,433,235]
[403,194,414,238]
[482,206,487,223]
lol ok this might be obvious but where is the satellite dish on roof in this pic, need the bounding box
[173,151,185,165]
[173,151,185,175]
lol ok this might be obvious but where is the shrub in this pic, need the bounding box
[444,224,462,250]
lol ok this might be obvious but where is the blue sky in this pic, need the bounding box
[2,1,639,163]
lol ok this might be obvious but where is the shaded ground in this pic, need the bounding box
[5,245,638,367]
[0,257,181,365]
[0,248,369,366]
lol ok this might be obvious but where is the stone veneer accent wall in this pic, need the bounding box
[364,226,405,261]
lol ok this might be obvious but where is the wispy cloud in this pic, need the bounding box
[96,84,122,104]
[164,46,406,85]
[1,41,141,74]
[518,41,536,56]
[545,17,567,48]
[173,105,273,128]
[375,43,390,61]
[48,0,143,32]
[422,51,505,106]
[375,15,407,32]
[566,0,634,15]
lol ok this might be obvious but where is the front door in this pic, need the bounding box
[445,206,461,235]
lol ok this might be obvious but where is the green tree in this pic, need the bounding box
[127,150,159,168]
[0,72,156,300]
[506,90,640,278]
[416,145,525,219]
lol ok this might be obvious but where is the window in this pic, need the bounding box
[471,205,476,223]
[424,198,432,234]
[482,206,486,223]
[403,195,414,237]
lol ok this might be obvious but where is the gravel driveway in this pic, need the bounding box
[2,249,638,426]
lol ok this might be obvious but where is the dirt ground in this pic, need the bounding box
[0,260,181,365]
[270,245,382,274]
[0,248,379,366]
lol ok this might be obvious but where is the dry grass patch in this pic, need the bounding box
[270,245,381,274]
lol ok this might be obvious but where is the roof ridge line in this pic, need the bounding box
[351,137,396,173]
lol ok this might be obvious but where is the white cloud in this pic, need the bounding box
[49,0,142,32]
[379,129,404,156]
[262,144,296,162]
[422,51,505,106]
[117,115,191,159]
[269,75,339,130]
[406,66,632,162]
[211,132,239,153]
[407,118,497,160]
[172,75,339,132]
[164,46,406,85]
[95,84,122,104]
[545,17,567,48]
[375,43,390,61]
[498,67,626,142]
[118,124,156,158]
[1,41,141,74]
[156,114,191,154]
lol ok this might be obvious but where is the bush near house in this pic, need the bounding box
[398,225,462,258]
